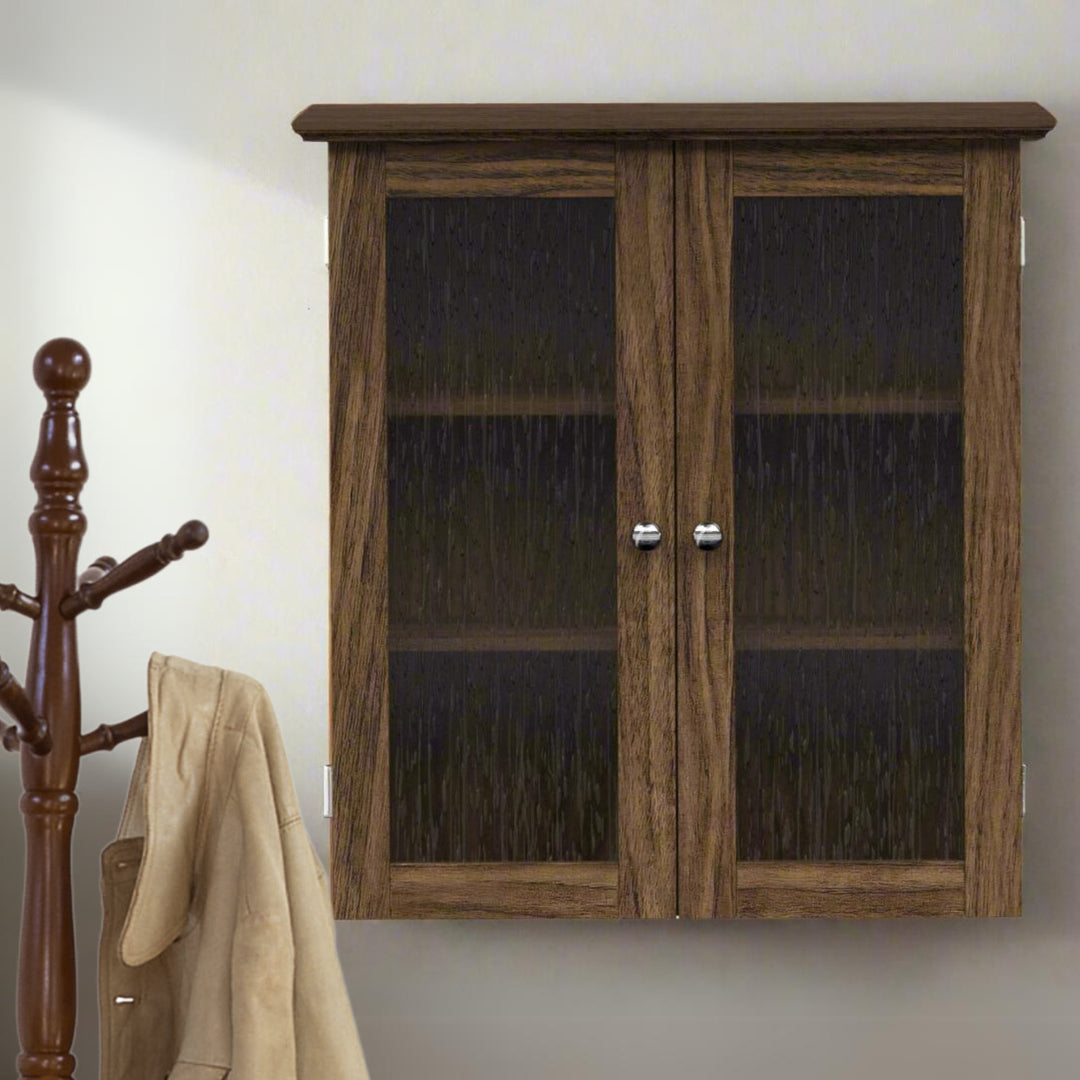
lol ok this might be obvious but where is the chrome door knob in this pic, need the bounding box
[632,523,662,550]
[693,523,723,550]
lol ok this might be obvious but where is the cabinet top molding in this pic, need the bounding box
[292,102,1055,142]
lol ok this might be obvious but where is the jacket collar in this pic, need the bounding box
[115,653,228,967]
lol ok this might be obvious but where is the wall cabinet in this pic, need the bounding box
[294,103,1055,919]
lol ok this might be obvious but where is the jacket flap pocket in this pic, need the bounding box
[168,1064,230,1079]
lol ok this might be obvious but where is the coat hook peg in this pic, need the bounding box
[59,520,209,618]
[76,556,117,590]
[0,658,50,755]
[0,584,41,620]
[80,711,148,756]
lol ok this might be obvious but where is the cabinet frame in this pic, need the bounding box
[305,104,1053,920]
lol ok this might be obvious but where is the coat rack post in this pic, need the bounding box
[16,339,90,1080]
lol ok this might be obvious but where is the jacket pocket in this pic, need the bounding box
[167,1064,230,1079]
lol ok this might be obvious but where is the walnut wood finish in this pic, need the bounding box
[294,102,1056,143]
[675,142,736,919]
[390,863,618,918]
[0,659,50,753]
[386,142,614,197]
[311,116,1045,920]
[388,392,614,417]
[80,710,149,756]
[737,862,965,918]
[0,584,41,620]
[736,626,962,651]
[2,339,208,1077]
[329,143,391,919]
[735,392,961,415]
[15,339,91,1080]
[732,142,963,195]
[58,520,208,618]
[388,626,617,652]
[75,555,117,589]
[615,143,677,919]
[963,141,1023,917]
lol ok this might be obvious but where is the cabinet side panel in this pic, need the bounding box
[963,140,1022,917]
[675,142,736,918]
[616,142,677,918]
[330,143,390,918]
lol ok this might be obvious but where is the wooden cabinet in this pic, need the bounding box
[294,103,1055,919]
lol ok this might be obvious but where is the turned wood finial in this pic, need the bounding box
[30,338,90,538]
[33,338,91,397]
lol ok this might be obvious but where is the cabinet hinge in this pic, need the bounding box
[324,215,330,269]
[323,763,334,819]
[1021,763,1027,818]
[1020,215,1026,269]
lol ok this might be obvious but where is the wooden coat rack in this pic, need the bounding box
[1,339,208,1080]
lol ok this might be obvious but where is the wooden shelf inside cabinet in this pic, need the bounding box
[737,625,962,651]
[734,392,961,416]
[389,625,618,652]
[388,393,614,417]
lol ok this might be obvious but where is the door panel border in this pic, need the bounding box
[675,141,737,918]
[329,142,391,919]
[615,142,678,919]
[963,140,1023,917]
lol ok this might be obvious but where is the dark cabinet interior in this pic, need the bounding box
[732,193,965,866]
[295,101,1055,920]
[385,195,619,868]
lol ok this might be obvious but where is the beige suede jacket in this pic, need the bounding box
[99,653,369,1080]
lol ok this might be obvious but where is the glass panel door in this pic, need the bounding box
[385,196,618,862]
[733,195,965,861]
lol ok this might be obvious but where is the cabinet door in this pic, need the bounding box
[329,142,675,918]
[676,141,1021,917]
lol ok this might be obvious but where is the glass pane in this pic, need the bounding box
[733,196,964,861]
[386,197,616,863]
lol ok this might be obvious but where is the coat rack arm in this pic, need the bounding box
[76,556,117,590]
[59,520,209,618]
[0,584,40,620]
[80,711,148,756]
[0,658,51,754]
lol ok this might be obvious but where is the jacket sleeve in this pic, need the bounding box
[281,821,371,1079]
[228,724,300,1079]
[236,693,371,1080]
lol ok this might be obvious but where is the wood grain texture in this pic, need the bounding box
[963,140,1023,917]
[390,863,618,918]
[675,142,736,918]
[737,862,965,918]
[15,338,92,1080]
[616,143,677,918]
[388,392,614,416]
[733,142,963,195]
[389,626,617,652]
[329,144,390,919]
[386,142,614,196]
[736,625,961,651]
[294,102,1057,143]
[735,392,961,415]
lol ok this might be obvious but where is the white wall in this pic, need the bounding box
[0,2,1077,1077]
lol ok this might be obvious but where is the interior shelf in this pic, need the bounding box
[736,624,962,651]
[734,392,961,416]
[389,625,618,652]
[389,393,614,417]
[390,392,960,417]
